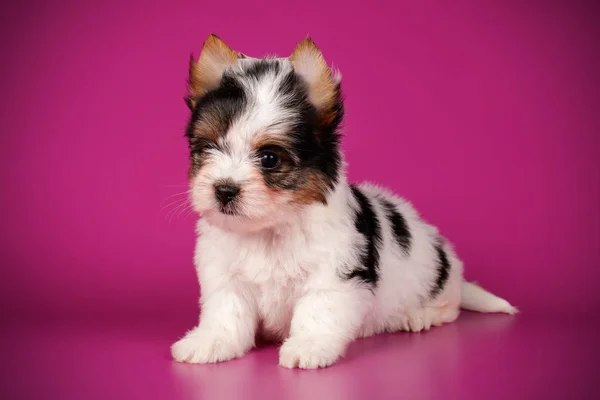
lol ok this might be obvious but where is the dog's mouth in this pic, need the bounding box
[218,204,240,216]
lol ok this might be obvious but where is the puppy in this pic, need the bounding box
[171,34,517,369]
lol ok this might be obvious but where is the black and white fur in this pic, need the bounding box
[171,35,517,369]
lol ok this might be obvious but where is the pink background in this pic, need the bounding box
[1,1,599,398]
[2,0,598,322]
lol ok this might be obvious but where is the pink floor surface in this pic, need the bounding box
[2,311,597,399]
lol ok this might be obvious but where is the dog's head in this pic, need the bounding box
[184,35,344,232]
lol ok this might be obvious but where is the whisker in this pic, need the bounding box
[161,196,189,212]
[178,204,195,220]
[160,191,191,209]
[163,198,187,218]
[175,206,194,223]
[167,200,189,223]
[183,206,197,220]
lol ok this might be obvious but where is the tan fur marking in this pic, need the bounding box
[252,131,329,205]
[251,132,294,152]
[289,37,337,120]
[192,116,221,142]
[188,34,239,108]
[290,171,329,205]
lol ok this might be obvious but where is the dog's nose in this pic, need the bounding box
[214,184,240,205]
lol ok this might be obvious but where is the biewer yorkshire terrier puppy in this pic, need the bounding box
[171,34,517,369]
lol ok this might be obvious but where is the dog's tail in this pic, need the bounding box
[460,281,518,314]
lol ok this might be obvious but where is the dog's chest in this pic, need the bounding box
[232,232,314,339]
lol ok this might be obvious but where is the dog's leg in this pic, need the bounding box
[171,285,257,364]
[279,283,372,369]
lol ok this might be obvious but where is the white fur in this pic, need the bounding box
[172,172,517,369]
[172,57,516,369]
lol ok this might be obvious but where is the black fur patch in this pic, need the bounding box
[244,59,282,81]
[260,69,342,198]
[186,74,247,140]
[378,197,412,255]
[345,186,383,286]
[430,242,451,298]
[278,70,344,191]
[185,75,247,176]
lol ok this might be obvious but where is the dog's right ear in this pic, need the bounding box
[187,34,240,110]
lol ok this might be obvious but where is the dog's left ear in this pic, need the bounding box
[290,37,341,124]
[187,34,240,110]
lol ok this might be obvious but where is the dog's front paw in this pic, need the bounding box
[279,336,345,369]
[171,327,247,364]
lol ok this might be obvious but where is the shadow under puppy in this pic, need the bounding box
[172,34,517,369]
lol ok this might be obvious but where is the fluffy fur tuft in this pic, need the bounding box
[172,35,517,369]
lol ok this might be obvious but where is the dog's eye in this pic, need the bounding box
[259,151,280,169]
